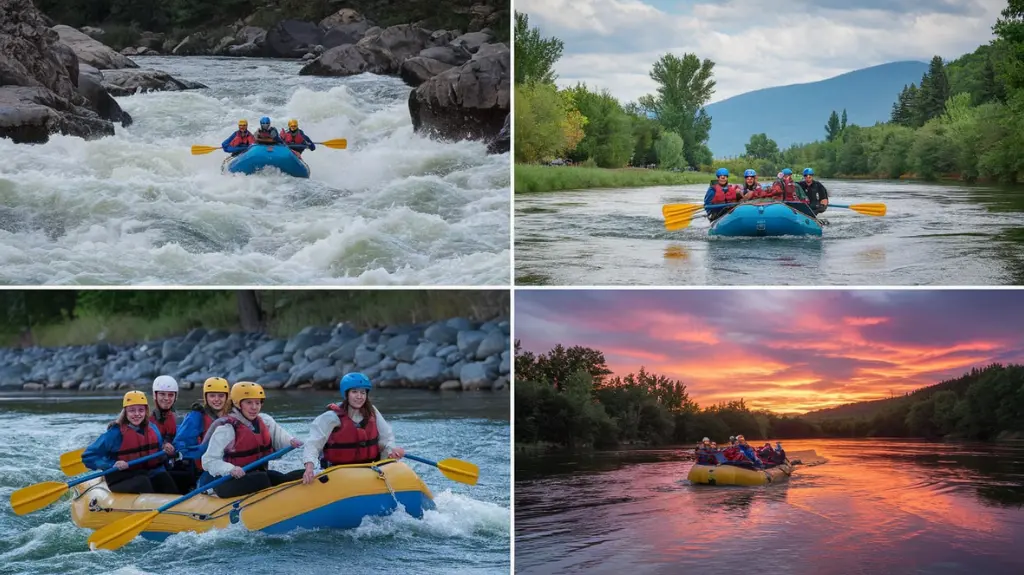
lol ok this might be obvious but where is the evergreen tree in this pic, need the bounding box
[825,110,841,142]
[980,55,1007,103]
[916,55,951,125]
[841,109,848,131]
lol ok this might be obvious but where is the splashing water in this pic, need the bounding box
[0,57,510,285]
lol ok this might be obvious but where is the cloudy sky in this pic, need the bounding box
[516,0,1007,103]
[515,290,1024,413]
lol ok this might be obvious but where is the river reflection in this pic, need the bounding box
[515,439,1024,574]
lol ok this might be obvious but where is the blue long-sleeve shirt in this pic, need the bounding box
[703,186,716,206]
[83,422,167,475]
[173,409,211,462]
[737,444,764,468]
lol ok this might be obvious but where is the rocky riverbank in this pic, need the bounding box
[3,1,509,151]
[0,317,510,393]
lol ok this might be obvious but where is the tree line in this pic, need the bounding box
[0,290,509,344]
[514,342,1024,450]
[513,11,716,169]
[724,1,1023,182]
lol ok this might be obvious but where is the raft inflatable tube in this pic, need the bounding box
[687,461,794,486]
[709,201,822,237]
[222,144,310,178]
[70,459,432,540]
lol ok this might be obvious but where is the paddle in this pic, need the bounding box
[60,448,88,476]
[403,454,479,486]
[190,139,347,155]
[10,451,167,516]
[662,203,737,231]
[826,202,887,216]
[86,446,295,552]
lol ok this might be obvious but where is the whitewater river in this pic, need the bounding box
[0,56,509,285]
[0,389,510,575]
[514,180,1024,285]
[514,439,1024,574]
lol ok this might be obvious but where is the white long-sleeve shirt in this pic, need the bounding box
[201,410,295,477]
[302,405,396,466]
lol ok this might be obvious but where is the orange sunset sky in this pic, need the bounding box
[514,290,1024,413]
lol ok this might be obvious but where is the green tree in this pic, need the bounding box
[980,56,1007,103]
[514,83,572,163]
[825,110,841,141]
[637,53,716,168]
[653,131,685,168]
[993,0,1024,91]
[841,109,848,131]
[744,133,780,160]
[513,11,564,85]
[566,84,635,168]
[917,56,951,125]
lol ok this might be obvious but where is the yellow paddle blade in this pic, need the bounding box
[9,481,70,515]
[60,448,86,476]
[319,138,347,149]
[88,509,160,552]
[662,204,704,231]
[435,458,479,486]
[848,203,886,216]
[190,145,219,155]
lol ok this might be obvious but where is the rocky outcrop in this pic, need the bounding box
[264,19,323,58]
[0,0,122,143]
[400,57,455,87]
[321,9,374,49]
[99,69,208,97]
[487,113,509,154]
[53,25,138,70]
[77,65,132,127]
[0,318,511,392]
[408,42,509,149]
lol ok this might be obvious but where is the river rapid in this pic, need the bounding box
[0,389,510,574]
[0,56,510,285]
[514,180,1024,285]
[515,439,1024,574]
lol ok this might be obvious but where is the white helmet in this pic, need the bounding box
[152,375,179,393]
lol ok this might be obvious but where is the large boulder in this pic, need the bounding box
[320,9,373,49]
[78,65,133,126]
[298,44,394,77]
[172,33,211,56]
[408,43,509,145]
[53,25,138,70]
[418,45,471,67]
[400,57,454,88]
[264,20,323,58]
[235,26,266,47]
[0,0,121,143]
[99,69,208,97]
[487,113,510,155]
[318,8,365,30]
[450,30,496,55]
[359,24,433,63]
[228,42,262,57]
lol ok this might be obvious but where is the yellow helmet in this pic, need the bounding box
[230,381,266,405]
[238,119,248,129]
[122,390,148,408]
[203,377,230,394]
[287,119,298,130]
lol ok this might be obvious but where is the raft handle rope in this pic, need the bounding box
[82,459,400,521]
[371,465,400,508]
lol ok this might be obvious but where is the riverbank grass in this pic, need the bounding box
[515,164,713,193]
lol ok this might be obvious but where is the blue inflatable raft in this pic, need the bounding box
[222,145,310,178]
[709,201,822,237]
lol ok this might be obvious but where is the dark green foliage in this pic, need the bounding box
[514,11,563,85]
[565,84,635,168]
[825,110,841,141]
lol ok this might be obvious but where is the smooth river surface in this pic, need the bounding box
[0,56,510,285]
[515,439,1024,574]
[0,389,510,575]
[514,180,1024,285]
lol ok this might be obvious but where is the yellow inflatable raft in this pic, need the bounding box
[687,462,793,486]
[70,459,433,541]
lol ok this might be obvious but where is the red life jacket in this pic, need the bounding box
[321,405,380,466]
[193,408,219,472]
[744,181,764,198]
[220,416,273,469]
[711,183,742,204]
[115,423,163,469]
[228,130,255,148]
[723,446,745,462]
[150,409,177,443]
[281,129,307,145]
[771,178,805,202]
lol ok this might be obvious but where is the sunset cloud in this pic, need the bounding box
[515,290,1024,413]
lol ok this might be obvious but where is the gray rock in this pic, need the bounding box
[435,344,458,358]
[265,20,324,58]
[23,382,45,391]
[284,328,330,354]
[413,342,439,361]
[439,380,461,391]
[499,353,510,375]
[424,323,458,345]
[400,57,455,88]
[475,331,506,359]
[354,349,383,369]
[227,42,262,57]
[251,339,286,363]
[303,343,333,362]
[99,68,207,97]
[299,43,394,77]
[53,25,138,70]
[0,364,30,388]
[457,330,487,356]
[287,357,333,387]
[446,317,473,331]
[395,356,446,385]
[172,33,210,56]
[459,362,491,390]
[328,337,362,363]
[450,31,496,54]
[235,26,266,46]
[492,377,507,391]
[312,364,341,386]
[419,45,471,66]
[256,372,290,389]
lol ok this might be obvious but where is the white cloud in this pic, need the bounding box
[517,0,1006,103]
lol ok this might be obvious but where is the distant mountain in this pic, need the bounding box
[705,61,929,158]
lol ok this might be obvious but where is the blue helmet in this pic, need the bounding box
[339,372,372,397]
[715,168,729,177]
[781,168,793,176]
[743,169,756,177]
[803,168,814,176]
[260,116,271,126]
